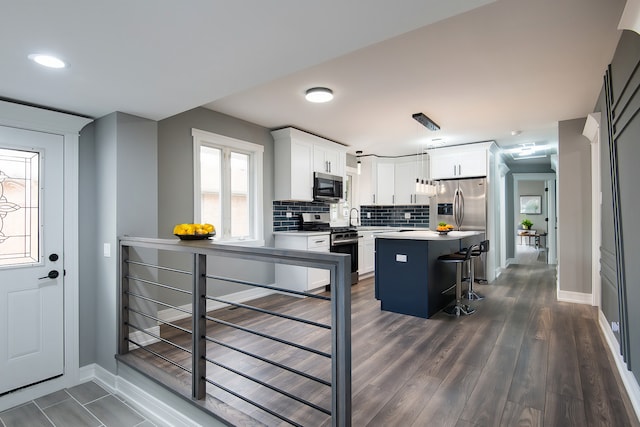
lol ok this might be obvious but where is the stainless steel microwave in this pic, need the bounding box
[313,172,343,203]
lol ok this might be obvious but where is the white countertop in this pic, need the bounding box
[273,230,330,236]
[375,230,483,241]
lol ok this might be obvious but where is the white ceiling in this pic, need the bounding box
[2,0,627,164]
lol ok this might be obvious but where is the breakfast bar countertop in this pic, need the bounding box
[375,230,483,241]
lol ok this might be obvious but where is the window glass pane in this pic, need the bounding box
[0,149,39,267]
[230,152,249,238]
[200,146,221,230]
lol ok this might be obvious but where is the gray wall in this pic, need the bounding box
[79,122,97,366]
[156,107,276,306]
[558,117,592,294]
[90,112,158,373]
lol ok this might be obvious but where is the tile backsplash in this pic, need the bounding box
[273,202,430,231]
[273,201,329,231]
[360,205,430,228]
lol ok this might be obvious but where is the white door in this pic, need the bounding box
[0,126,64,394]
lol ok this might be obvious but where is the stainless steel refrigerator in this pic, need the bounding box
[432,177,488,278]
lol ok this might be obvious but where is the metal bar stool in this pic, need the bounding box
[438,244,479,316]
[461,240,489,300]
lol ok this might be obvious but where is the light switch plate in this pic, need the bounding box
[286,212,292,218]
[103,243,111,258]
[404,212,411,219]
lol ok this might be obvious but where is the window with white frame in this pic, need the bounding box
[193,129,264,245]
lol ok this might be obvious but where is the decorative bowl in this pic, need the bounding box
[437,230,451,235]
[175,232,215,240]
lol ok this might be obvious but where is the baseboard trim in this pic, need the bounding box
[556,289,592,305]
[598,310,640,422]
[79,364,201,427]
[158,287,275,323]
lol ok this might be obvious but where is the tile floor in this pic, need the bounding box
[0,381,159,427]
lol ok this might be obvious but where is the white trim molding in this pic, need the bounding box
[619,0,640,35]
[0,100,92,412]
[557,289,593,305]
[583,113,602,307]
[598,310,640,421]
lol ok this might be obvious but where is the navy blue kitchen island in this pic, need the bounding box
[375,230,483,318]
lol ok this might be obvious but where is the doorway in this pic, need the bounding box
[510,173,557,265]
[0,127,65,394]
[0,100,91,411]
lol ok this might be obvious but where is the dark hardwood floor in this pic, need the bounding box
[122,263,639,426]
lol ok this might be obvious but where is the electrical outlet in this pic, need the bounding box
[404,212,411,219]
[366,212,371,219]
[286,212,292,218]
[612,321,620,332]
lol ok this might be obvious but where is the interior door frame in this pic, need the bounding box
[511,172,557,265]
[0,100,92,410]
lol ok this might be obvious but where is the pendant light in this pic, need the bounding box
[356,150,362,175]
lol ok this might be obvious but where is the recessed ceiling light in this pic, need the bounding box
[28,53,66,69]
[305,87,333,103]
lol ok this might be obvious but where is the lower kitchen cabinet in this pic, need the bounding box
[358,230,378,275]
[274,233,330,291]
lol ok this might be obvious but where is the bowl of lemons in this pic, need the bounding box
[436,222,455,235]
[173,223,215,240]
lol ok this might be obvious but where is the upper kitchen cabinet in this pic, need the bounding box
[356,156,430,206]
[357,156,377,206]
[314,143,345,177]
[272,127,347,201]
[356,156,394,206]
[428,142,495,180]
[376,160,395,205]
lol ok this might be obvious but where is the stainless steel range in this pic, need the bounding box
[300,213,359,285]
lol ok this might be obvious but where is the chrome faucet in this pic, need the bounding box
[349,208,360,227]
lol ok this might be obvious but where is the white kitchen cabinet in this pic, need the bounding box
[428,142,493,180]
[314,143,345,177]
[357,231,377,275]
[272,128,346,201]
[274,233,330,291]
[376,161,395,205]
[357,156,377,206]
[272,128,314,201]
[394,159,430,205]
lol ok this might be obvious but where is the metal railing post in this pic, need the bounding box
[331,256,352,427]
[118,244,130,355]
[192,253,207,399]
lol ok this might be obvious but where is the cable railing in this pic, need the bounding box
[117,237,351,427]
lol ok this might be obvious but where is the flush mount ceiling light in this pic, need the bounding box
[28,53,66,69]
[412,112,440,131]
[305,87,333,103]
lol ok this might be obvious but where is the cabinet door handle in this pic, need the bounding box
[453,165,456,176]
[373,194,376,204]
[392,195,395,204]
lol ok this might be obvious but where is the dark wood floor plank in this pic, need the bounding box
[507,337,549,410]
[543,391,587,427]
[411,363,482,427]
[546,305,583,400]
[499,401,542,427]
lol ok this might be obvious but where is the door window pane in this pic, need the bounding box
[0,149,39,267]
[230,152,249,238]
[200,146,221,230]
